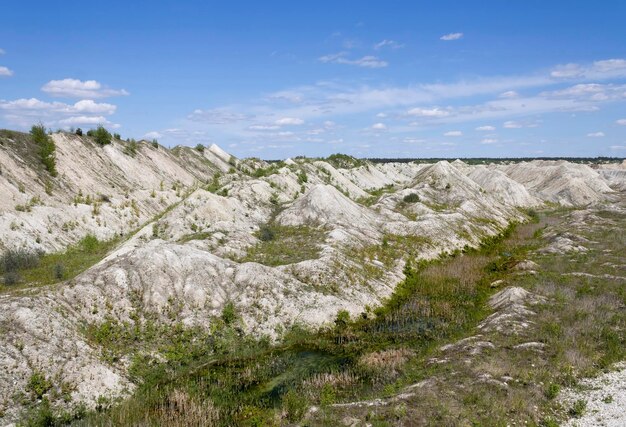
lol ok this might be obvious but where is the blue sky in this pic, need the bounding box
[1,1,626,158]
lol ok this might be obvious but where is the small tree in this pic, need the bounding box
[30,124,57,176]
[75,128,83,136]
[195,144,205,152]
[92,126,112,146]
[113,133,121,140]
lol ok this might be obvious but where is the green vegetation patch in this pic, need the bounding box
[0,234,119,292]
[238,224,326,266]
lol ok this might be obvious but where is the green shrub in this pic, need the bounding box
[124,139,138,157]
[31,124,57,176]
[75,128,83,136]
[3,271,20,286]
[92,126,112,146]
[113,133,121,140]
[1,249,40,273]
[54,263,65,280]
[221,302,237,325]
[282,390,308,422]
[297,171,308,184]
[402,193,420,203]
[544,383,560,400]
[319,383,336,406]
[195,144,205,152]
[569,399,586,417]
[79,234,100,253]
[151,139,159,148]
[258,225,275,242]
[27,371,53,400]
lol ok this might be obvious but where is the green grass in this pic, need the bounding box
[238,224,327,266]
[0,235,120,293]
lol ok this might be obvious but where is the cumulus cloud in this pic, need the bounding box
[41,79,129,98]
[275,117,304,125]
[587,131,605,137]
[0,98,116,115]
[187,108,251,124]
[0,66,13,77]
[0,97,118,127]
[72,99,117,114]
[407,107,450,117]
[374,39,404,50]
[481,138,498,144]
[440,32,463,41]
[319,52,388,68]
[617,119,626,125]
[476,125,496,131]
[371,122,387,130]
[444,130,462,136]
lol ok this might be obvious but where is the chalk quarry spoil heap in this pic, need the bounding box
[0,130,624,422]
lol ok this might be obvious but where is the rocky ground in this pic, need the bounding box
[0,130,624,424]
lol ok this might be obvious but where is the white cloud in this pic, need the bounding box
[187,108,251,123]
[542,83,626,101]
[275,117,304,125]
[481,138,498,144]
[407,107,450,117]
[41,79,129,98]
[0,48,5,55]
[0,97,118,127]
[440,32,463,41]
[374,39,404,50]
[376,112,387,118]
[475,125,496,131]
[58,116,110,126]
[143,131,163,140]
[319,52,388,68]
[403,137,425,144]
[0,66,13,77]
[72,99,116,114]
[609,145,626,150]
[551,59,626,80]
[550,63,582,78]
[503,121,523,129]
[248,124,280,131]
[444,130,462,136]
[499,91,519,98]
[616,119,626,125]
[371,122,387,130]
[587,131,605,137]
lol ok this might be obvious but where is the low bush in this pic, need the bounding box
[402,193,420,203]
[258,225,275,242]
[1,248,40,273]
